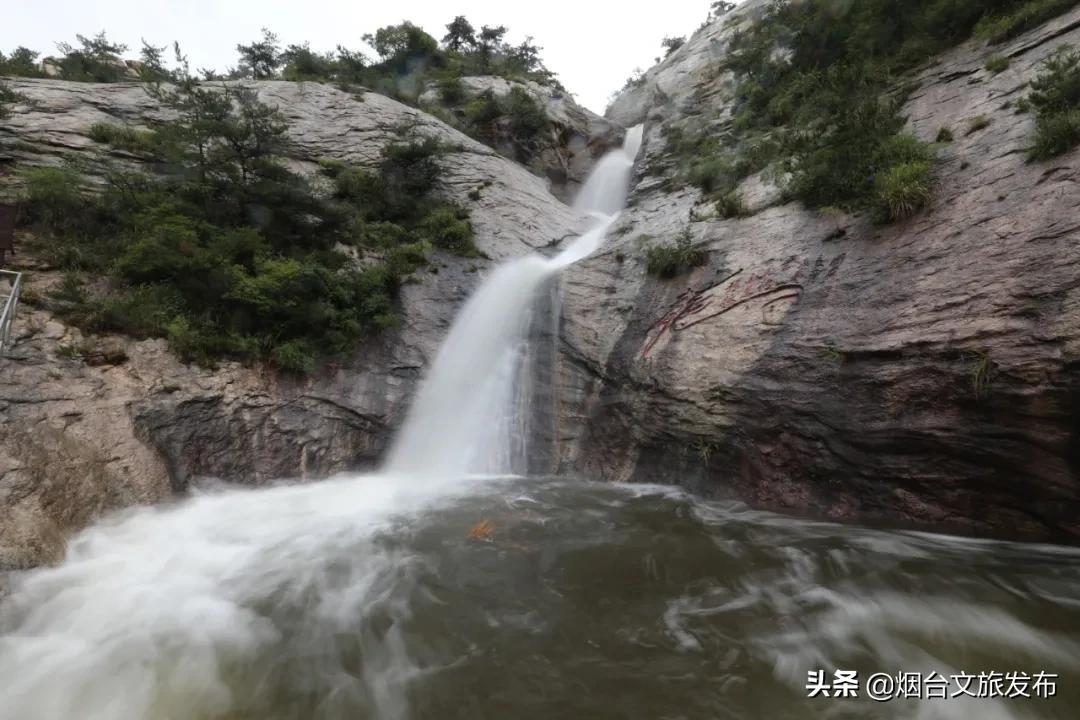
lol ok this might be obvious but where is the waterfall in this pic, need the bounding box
[386,125,643,479]
[570,125,643,218]
[0,126,644,720]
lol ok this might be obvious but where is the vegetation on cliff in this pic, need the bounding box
[17,63,475,374]
[0,81,24,119]
[1025,46,1080,159]
[645,228,707,278]
[665,0,1079,221]
[428,83,551,163]
[1,20,559,167]
[1,21,558,92]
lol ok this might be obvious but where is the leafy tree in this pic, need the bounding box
[236,28,282,79]
[0,47,42,77]
[138,40,172,83]
[1026,46,1080,160]
[280,43,337,81]
[443,16,477,52]
[710,1,736,19]
[506,37,551,79]
[364,22,439,64]
[55,32,130,82]
[477,25,508,70]
[505,87,550,156]
[662,36,686,57]
[333,45,368,82]
[1028,46,1080,115]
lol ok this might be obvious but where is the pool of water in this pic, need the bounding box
[2,475,1078,719]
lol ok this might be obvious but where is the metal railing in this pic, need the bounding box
[0,268,22,356]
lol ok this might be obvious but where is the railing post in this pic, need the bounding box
[0,269,22,356]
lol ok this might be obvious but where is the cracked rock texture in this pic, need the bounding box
[556,5,1080,543]
[0,79,587,569]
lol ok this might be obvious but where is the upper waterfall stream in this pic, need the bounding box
[387,124,642,479]
[1,123,1079,720]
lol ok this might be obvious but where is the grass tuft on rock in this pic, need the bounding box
[966,115,992,135]
[985,54,1011,73]
[87,122,156,153]
[645,228,707,279]
[874,162,933,221]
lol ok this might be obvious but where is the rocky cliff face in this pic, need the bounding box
[419,75,621,202]
[0,78,589,569]
[556,4,1080,543]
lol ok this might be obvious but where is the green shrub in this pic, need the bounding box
[381,137,443,202]
[0,81,26,119]
[1029,109,1080,158]
[875,133,935,168]
[418,205,477,255]
[85,285,184,337]
[20,75,474,373]
[874,161,933,221]
[437,75,466,105]
[0,47,43,77]
[19,166,91,234]
[504,87,549,157]
[716,190,748,218]
[673,0,1079,221]
[88,122,155,152]
[966,115,992,135]
[385,241,430,277]
[273,339,317,374]
[985,54,1011,73]
[1025,47,1080,159]
[662,36,686,57]
[935,126,955,142]
[331,167,387,215]
[53,32,131,82]
[1028,47,1080,113]
[463,89,503,140]
[645,229,707,278]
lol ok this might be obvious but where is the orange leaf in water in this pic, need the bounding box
[467,519,495,541]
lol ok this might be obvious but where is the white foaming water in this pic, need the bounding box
[571,125,643,217]
[0,126,644,720]
[0,475,448,720]
[386,124,642,477]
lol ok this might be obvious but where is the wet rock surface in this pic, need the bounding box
[558,6,1080,543]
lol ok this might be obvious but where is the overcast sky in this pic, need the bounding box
[3,0,723,113]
